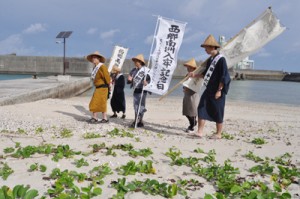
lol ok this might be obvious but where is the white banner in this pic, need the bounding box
[144,17,186,95]
[108,45,128,72]
[183,8,286,93]
[221,8,286,68]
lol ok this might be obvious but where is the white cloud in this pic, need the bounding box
[144,35,154,45]
[256,48,271,57]
[285,41,300,54]
[100,29,120,39]
[132,0,148,7]
[0,34,34,55]
[23,23,47,34]
[195,53,209,62]
[292,41,300,48]
[87,28,98,35]
[179,0,208,17]
[183,31,205,44]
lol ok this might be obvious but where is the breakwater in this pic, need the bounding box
[0,54,187,77]
[0,55,91,76]
[232,69,287,81]
[1,55,299,82]
[282,73,300,82]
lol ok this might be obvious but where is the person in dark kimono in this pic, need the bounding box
[190,34,231,139]
[110,66,126,119]
[182,58,200,133]
[127,54,149,128]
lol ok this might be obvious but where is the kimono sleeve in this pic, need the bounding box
[218,57,231,94]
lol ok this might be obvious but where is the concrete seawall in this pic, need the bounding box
[232,69,286,81]
[0,76,92,106]
[0,54,188,77]
[0,55,92,76]
[1,54,299,83]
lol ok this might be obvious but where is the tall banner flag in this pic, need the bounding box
[181,7,286,93]
[144,16,186,95]
[108,45,128,72]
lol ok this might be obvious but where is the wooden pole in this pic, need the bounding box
[159,60,207,101]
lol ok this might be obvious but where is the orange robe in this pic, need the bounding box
[89,64,110,112]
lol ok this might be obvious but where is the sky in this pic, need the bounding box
[0,0,299,72]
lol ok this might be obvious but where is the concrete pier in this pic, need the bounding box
[232,69,286,81]
[0,54,188,77]
[0,76,92,106]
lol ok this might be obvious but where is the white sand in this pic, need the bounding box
[0,96,299,198]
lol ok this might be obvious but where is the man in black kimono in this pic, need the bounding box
[190,34,231,139]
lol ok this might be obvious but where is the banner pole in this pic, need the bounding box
[108,45,117,72]
[146,15,161,69]
[134,16,160,128]
[159,60,207,101]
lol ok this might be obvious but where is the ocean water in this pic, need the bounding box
[0,74,32,81]
[81,79,300,106]
[226,80,300,106]
[2,74,299,106]
[164,79,300,106]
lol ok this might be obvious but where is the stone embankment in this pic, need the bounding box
[2,54,299,81]
[0,76,91,106]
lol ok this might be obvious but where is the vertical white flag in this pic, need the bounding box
[108,45,128,72]
[144,17,186,95]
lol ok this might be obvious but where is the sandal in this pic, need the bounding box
[137,122,144,127]
[130,121,136,128]
[185,126,194,133]
[110,114,117,118]
[99,119,109,123]
[87,118,99,124]
[193,133,203,139]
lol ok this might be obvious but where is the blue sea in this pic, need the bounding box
[82,78,300,106]
[165,79,300,106]
[1,74,299,106]
[0,74,32,81]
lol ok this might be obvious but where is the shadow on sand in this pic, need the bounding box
[55,106,198,139]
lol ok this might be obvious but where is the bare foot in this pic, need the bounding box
[195,130,204,138]
[189,133,203,138]
[209,134,221,139]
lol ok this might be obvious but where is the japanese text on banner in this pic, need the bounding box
[108,46,128,72]
[144,17,186,95]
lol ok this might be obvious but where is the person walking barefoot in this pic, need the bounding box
[190,35,231,139]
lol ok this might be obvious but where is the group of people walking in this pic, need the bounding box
[85,34,231,139]
[85,51,148,128]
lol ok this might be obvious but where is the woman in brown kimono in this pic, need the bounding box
[86,51,111,123]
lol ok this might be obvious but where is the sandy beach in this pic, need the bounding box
[0,95,299,198]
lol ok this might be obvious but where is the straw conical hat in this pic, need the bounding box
[132,54,145,65]
[86,51,106,63]
[183,58,197,68]
[111,65,121,73]
[200,34,220,48]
